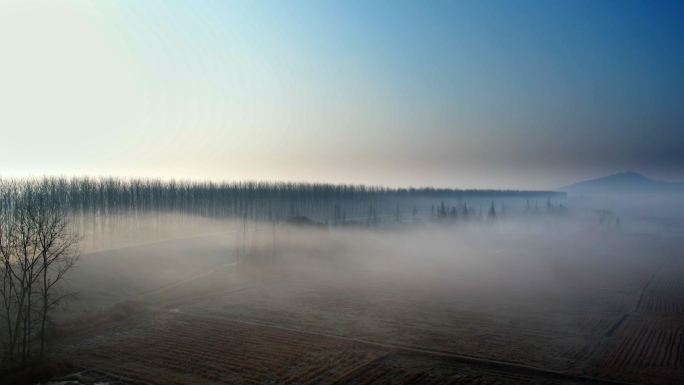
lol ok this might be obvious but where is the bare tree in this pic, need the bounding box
[0,185,42,364]
[33,192,80,361]
[0,179,80,365]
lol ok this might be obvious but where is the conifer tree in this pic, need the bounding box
[487,201,497,223]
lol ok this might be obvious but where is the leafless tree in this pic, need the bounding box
[3,176,562,246]
[0,183,40,364]
[33,190,80,361]
[0,179,80,365]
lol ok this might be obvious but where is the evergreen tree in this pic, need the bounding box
[487,201,497,223]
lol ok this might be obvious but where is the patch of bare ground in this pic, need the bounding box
[57,311,623,385]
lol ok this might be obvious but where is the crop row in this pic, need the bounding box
[599,321,684,371]
[73,316,385,384]
[651,277,684,293]
[336,361,447,385]
[575,292,634,314]
[575,316,613,335]
[642,297,684,315]
[337,360,517,385]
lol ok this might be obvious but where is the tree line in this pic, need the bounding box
[0,176,564,237]
[0,176,568,253]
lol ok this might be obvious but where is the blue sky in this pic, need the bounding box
[1,0,682,189]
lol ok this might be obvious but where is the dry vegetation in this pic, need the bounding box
[42,229,684,385]
[62,312,608,385]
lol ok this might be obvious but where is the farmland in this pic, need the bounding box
[586,255,684,384]
[46,230,684,384]
[62,311,608,385]
[58,309,683,385]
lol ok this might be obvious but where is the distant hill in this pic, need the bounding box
[556,172,684,195]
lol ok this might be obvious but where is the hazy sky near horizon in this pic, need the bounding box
[1,0,683,190]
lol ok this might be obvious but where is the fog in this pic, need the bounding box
[23,190,676,384]
[566,192,684,236]
[64,203,678,319]
[3,0,682,381]
[276,220,667,297]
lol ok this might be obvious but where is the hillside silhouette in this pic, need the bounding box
[557,172,684,195]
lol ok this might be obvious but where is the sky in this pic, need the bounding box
[1,0,683,190]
